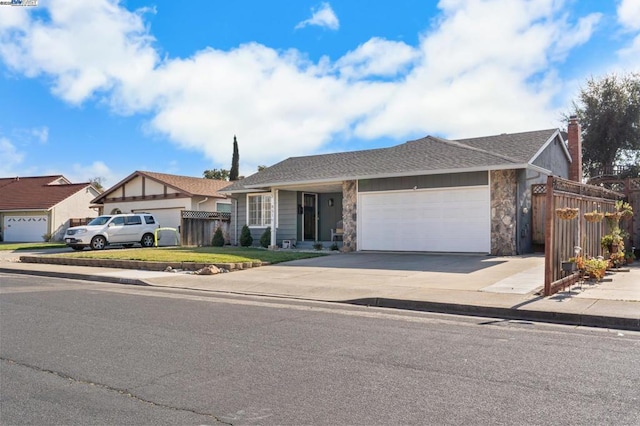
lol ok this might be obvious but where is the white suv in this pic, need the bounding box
[64,213,160,250]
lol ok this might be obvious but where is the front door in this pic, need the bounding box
[303,193,317,241]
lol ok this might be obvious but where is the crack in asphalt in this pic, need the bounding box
[1,357,232,425]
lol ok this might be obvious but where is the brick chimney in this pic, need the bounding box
[567,115,582,182]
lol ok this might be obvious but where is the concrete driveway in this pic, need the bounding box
[245,252,545,293]
[126,252,544,301]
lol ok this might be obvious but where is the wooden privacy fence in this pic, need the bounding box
[180,210,231,247]
[534,176,623,296]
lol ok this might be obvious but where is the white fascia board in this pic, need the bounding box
[530,130,572,164]
[219,188,270,195]
[525,163,553,175]
[0,209,50,213]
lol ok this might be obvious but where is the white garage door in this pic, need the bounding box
[3,215,48,242]
[359,187,490,253]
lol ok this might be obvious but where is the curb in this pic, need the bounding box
[3,267,638,332]
[346,297,640,332]
[0,267,149,286]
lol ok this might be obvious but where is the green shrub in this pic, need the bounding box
[313,242,323,251]
[260,227,271,248]
[211,227,225,247]
[330,242,339,251]
[42,233,53,242]
[239,224,253,247]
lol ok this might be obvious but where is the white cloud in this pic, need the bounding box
[31,127,49,143]
[616,0,640,69]
[0,0,158,105]
[0,137,25,176]
[70,161,117,186]
[335,38,420,79]
[295,2,339,30]
[352,0,600,139]
[0,0,611,172]
[617,0,640,31]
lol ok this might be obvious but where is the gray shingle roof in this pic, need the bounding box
[222,128,560,192]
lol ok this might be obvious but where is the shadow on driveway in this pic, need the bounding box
[274,251,508,274]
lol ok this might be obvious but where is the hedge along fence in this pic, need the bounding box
[534,176,623,296]
[180,210,231,247]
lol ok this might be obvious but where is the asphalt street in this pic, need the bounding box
[1,274,639,425]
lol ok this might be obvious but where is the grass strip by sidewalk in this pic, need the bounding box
[55,246,328,264]
[0,242,67,251]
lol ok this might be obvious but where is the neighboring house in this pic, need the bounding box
[222,119,583,255]
[91,171,231,232]
[0,175,100,242]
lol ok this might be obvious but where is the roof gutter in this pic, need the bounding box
[0,208,51,213]
[231,163,551,191]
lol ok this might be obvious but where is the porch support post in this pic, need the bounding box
[270,189,277,249]
[543,175,555,296]
[341,180,357,252]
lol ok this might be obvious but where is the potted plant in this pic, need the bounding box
[583,257,608,281]
[601,230,625,254]
[616,200,633,220]
[625,249,636,265]
[583,210,604,222]
[555,207,579,220]
[561,259,577,273]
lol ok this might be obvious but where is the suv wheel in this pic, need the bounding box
[90,235,107,250]
[141,233,155,248]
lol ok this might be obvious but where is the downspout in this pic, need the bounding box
[270,189,277,249]
[197,197,208,211]
[48,208,54,241]
[234,198,238,246]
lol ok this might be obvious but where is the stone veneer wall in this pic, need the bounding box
[341,180,357,252]
[490,170,517,255]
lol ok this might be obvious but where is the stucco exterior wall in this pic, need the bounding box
[187,197,230,212]
[50,187,101,240]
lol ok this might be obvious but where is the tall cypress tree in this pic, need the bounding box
[230,135,240,181]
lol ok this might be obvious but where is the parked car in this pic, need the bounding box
[63,213,160,250]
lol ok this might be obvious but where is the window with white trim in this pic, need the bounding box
[247,194,272,227]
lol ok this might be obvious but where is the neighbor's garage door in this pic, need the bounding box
[3,215,48,242]
[359,187,490,252]
[132,208,180,229]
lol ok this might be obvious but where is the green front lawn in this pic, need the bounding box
[57,246,328,264]
[0,242,67,251]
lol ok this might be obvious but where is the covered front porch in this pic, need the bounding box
[226,177,357,251]
[267,180,351,249]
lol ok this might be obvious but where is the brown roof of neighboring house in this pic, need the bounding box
[0,175,93,211]
[92,171,229,204]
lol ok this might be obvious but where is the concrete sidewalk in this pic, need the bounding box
[1,251,639,331]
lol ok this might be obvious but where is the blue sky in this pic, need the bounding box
[1,0,639,187]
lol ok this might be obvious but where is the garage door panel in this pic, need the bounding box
[3,215,48,242]
[360,187,490,253]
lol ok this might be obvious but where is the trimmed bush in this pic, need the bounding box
[240,224,253,247]
[260,227,271,248]
[211,227,225,247]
